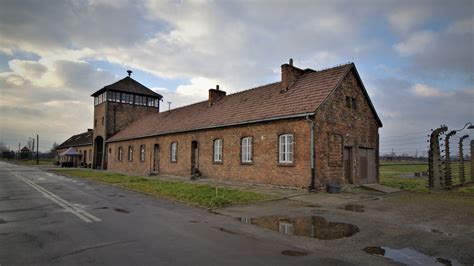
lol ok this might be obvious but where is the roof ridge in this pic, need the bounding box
[315,62,353,72]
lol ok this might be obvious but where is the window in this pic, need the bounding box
[278,221,294,235]
[94,97,98,106]
[279,134,294,163]
[101,116,104,125]
[128,146,133,161]
[140,145,146,162]
[94,119,97,127]
[170,142,177,162]
[241,137,252,163]
[346,96,357,109]
[118,147,123,161]
[89,149,92,161]
[213,139,223,162]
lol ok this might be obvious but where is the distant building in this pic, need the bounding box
[57,60,382,190]
[20,146,31,160]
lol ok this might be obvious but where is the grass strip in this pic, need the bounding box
[52,169,273,208]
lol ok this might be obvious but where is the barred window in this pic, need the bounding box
[241,137,252,163]
[213,139,222,162]
[279,134,294,163]
[118,147,123,161]
[170,142,177,162]
[140,145,146,162]
[128,146,133,161]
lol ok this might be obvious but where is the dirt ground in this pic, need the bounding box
[214,188,474,265]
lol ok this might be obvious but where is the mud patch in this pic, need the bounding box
[241,215,359,240]
[114,208,129,213]
[363,246,461,265]
[281,250,308,256]
[341,204,365,212]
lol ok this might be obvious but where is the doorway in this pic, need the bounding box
[343,147,353,184]
[359,147,376,184]
[191,141,199,175]
[153,144,160,174]
[94,136,104,169]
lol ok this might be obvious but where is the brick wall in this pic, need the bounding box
[105,102,158,138]
[314,70,379,186]
[106,118,313,188]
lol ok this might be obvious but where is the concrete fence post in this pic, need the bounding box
[444,131,456,188]
[458,135,469,185]
[429,126,448,190]
[471,140,474,182]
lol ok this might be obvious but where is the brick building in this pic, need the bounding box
[57,60,382,190]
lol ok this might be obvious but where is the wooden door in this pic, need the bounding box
[344,147,353,184]
[153,144,159,173]
[359,148,376,184]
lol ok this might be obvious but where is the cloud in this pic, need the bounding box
[388,7,431,33]
[394,31,436,56]
[446,17,474,35]
[411,83,454,97]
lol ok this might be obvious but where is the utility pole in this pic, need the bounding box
[36,134,39,165]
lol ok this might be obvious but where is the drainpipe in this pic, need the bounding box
[306,115,316,192]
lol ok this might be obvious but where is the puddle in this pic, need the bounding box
[114,208,129,213]
[363,246,462,266]
[341,204,365,212]
[239,216,359,240]
[94,207,109,209]
[281,250,308,256]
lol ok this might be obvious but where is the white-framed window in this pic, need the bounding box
[279,134,294,163]
[213,139,223,162]
[278,221,294,235]
[170,142,177,162]
[118,147,123,161]
[241,137,252,163]
[140,145,145,162]
[128,146,133,161]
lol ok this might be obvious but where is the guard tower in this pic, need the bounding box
[90,70,162,169]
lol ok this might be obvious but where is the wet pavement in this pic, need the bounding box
[363,246,462,266]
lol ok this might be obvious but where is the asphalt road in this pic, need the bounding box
[0,161,353,266]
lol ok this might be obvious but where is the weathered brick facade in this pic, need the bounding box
[107,118,312,188]
[314,70,379,186]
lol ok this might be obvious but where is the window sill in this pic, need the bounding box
[213,161,223,165]
[240,162,253,165]
[170,161,177,163]
[278,163,295,167]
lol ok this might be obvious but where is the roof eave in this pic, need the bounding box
[106,112,315,143]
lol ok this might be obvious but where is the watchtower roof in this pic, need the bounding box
[91,76,162,99]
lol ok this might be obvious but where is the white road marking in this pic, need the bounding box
[13,172,101,223]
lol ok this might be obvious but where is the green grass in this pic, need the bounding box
[0,158,55,165]
[380,162,474,195]
[52,169,273,208]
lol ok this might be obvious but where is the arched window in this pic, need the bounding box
[118,147,123,161]
[241,137,252,163]
[213,139,223,163]
[128,146,133,161]
[279,134,294,163]
[140,145,146,162]
[170,142,178,162]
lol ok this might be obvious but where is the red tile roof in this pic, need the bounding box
[107,63,380,142]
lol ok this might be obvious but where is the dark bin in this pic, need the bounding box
[327,183,342,193]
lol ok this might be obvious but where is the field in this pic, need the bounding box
[380,161,473,194]
[0,158,56,166]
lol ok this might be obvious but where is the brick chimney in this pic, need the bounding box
[281,58,304,90]
[208,85,226,106]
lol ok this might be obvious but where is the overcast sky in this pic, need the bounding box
[0,0,473,154]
